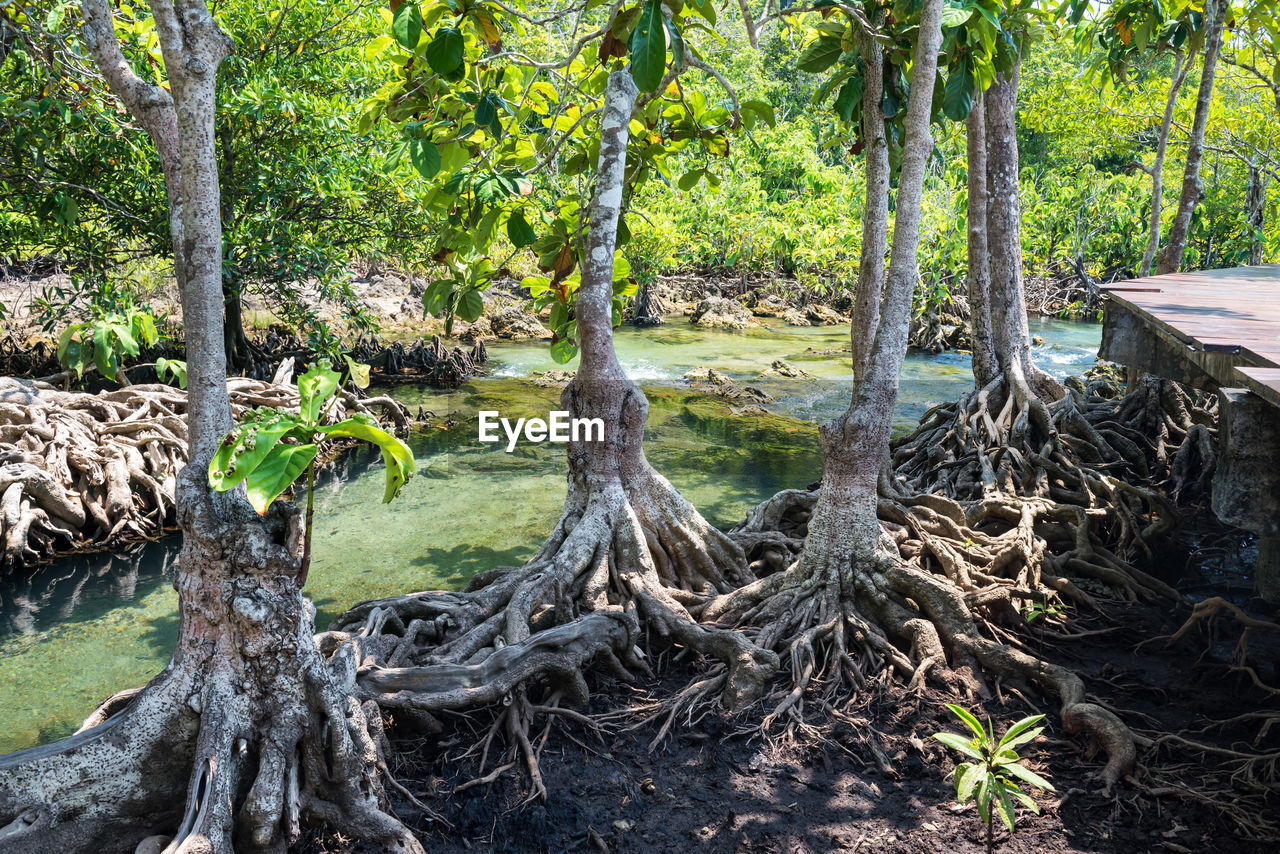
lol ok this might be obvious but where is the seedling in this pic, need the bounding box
[932,705,1055,854]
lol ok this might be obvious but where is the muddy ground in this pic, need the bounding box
[302,537,1279,854]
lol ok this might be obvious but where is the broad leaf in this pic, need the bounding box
[943,63,975,121]
[506,209,537,247]
[797,36,842,74]
[298,364,340,423]
[317,415,415,503]
[629,0,668,92]
[208,417,294,493]
[945,704,989,742]
[1001,761,1055,792]
[426,27,464,75]
[409,138,440,179]
[342,355,371,389]
[457,288,484,322]
[392,3,422,49]
[244,443,319,516]
[550,337,578,364]
[995,780,1017,833]
[998,714,1046,749]
[956,762,984,802]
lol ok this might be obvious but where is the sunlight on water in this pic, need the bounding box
[0,319,1099,753]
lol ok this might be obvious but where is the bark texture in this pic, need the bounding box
[850,21,889,383]
[965,90,999,389]
[1157,0,1228,275]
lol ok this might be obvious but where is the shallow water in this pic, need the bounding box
[0,318,1099,753]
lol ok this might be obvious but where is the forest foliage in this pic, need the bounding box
[1,0,1277,336]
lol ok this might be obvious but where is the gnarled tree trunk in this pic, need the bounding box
[0,4,421,852]
[1157,0,1228,275]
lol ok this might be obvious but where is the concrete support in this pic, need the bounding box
[1213,388,1280,604]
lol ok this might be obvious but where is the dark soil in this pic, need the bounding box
[300,572,1279,854]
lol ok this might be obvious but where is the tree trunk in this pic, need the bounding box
[965,90,999,389]
[327,72,776,799]
[1139,47,1194,278]
[1246,165,1269,266]
[0,4,422,852]
[1157,0,1228,275]
[850,22,889,384]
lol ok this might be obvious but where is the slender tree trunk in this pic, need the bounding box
[851,24,889,384]
[1139,47,1195,277]
[966,90,999,389]
[984,59,1061,404]
[1246,165,1269,266]
[0,4,422,852]
[800,0,947,567]
[1157,0,1228,274]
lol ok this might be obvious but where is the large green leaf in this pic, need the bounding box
[392,3,422,49]
[506,209,537,247]
[797,36,842,74]
[297,364,340,423]
[955,762,984,802]
[997,714,1045,749]
[244,443,319,516]
[457,288,484,322]
[833,74,863,122]
[208,417,296,492]
[426,27,464,75]
[629,0,668,92]
[1001,760,1054,792]
[943,63,975,121]
[317,415,415,503]
[409,138,440,179]
[93,321,118,381]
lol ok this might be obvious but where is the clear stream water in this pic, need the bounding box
[0,319,1100,754]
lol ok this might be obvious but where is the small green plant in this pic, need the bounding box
[56,305,159,383]
[932,704,1055,854]
[1023,598,1072,624]
[209,361,414,584]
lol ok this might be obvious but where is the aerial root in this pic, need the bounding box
[0,375,408,571]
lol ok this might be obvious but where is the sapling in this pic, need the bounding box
[932,704,1055,854]
[209,360,414,584]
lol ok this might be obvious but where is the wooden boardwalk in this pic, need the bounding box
[1099,264,1280,409]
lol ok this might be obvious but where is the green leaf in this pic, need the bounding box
[956,762,984,802]
[130,311,158,347]
[677,168,704,190]
[629,0,668,93]
[392,3,423,49]
[457,288,484,322]
[475,93,497,128]
[740,98,776,127]
[932,732,982,760]
[550,337,578,364]
[506,209,537,247]
[426,27,465,75]
[941,6,974,28]
[946,704,989,741]
[297,363,340,423]
[1001,761,1055,793]
[998,714,1046,750]
[384,137,409,171]
[93,321,117,382]
[317,415,415,503]
[834,74,863,122]
[409,138,440,180]
[797,36,842,74]
[244,443,319,515]
[208,417,294,493]
[664,16,685,71]
[342,355,371,390]
[943,63,975,121]
[998,726,1044,752]
[995,780,1017,833]
[155,357,187,388]
[57,325,79,367]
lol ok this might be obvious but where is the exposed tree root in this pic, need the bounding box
[891,371,1211,589]
[0,471,421,854]
[0,373,407,572]
[326,374,778,796]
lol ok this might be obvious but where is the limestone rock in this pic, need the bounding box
[781,308,811,326]
[489,306,549,340]
[690,296,751,329]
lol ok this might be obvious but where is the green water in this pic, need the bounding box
[0,319,1100,754]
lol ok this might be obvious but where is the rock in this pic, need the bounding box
[683,367,772,404]
[531,370,575,388]
[690,296,751,329]
[760,359,813,379]
[781,308,811,326]
[134,837,170,854]
[489,306,549,340]
[750,294,788,318]
[459,316,491,342]
[804,304,843,326]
